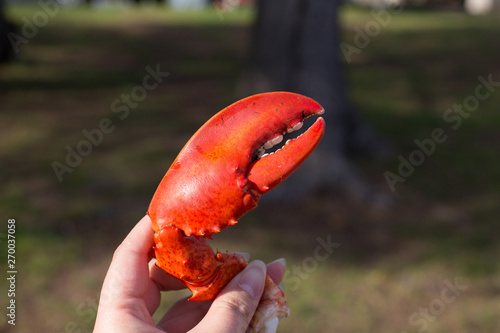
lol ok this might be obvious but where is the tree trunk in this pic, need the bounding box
[241,0,391,203]
[0,0,15,63]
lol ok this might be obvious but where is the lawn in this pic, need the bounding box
[1,3,499,333]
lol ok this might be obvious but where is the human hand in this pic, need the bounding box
[93,215,285,333]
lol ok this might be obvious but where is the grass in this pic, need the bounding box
[1,3,500,332]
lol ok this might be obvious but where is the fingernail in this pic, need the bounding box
[270,257,286,269]
[237,260,266,298]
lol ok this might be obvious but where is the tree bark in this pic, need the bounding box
[241,0,391,203]
[0,0,16,63]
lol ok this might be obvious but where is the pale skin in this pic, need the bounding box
[93,215,285,333]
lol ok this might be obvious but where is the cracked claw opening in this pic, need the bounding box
[248,116,325,193]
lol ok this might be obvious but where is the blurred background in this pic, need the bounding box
[1,0,499,332]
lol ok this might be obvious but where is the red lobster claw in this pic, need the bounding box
[148,92,325,302]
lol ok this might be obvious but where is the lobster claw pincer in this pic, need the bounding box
[246,107,325,194]
[148,92,325,305]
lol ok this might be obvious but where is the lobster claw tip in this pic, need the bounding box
[247,110,326,195]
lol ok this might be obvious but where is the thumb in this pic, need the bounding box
[190,260,266,333]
